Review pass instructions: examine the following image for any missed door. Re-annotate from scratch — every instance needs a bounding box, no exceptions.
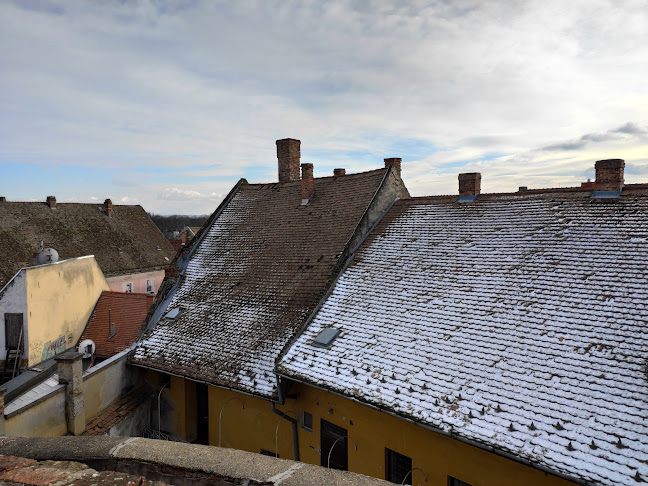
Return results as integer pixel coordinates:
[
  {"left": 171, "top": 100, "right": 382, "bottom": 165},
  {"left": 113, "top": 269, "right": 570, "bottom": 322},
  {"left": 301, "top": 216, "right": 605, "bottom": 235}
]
[
  {"left": 4, "top": 313, "right": 23, "bottom": 350},
  {"left": 196, "top": 383, "right": 209, "bottom": 445},
  {"left": 321, "top": 419, "right": 348, "bottom": 470}
]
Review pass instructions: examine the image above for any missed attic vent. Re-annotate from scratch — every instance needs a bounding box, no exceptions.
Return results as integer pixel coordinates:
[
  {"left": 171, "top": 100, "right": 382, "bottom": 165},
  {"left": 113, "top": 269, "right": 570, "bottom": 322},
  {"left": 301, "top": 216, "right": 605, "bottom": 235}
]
[
  {"left": 165, "top": 307, "right": 182, "bottom": 320},
  {"left": 312, "top": 327, "right": 340, "bottom": 348}
]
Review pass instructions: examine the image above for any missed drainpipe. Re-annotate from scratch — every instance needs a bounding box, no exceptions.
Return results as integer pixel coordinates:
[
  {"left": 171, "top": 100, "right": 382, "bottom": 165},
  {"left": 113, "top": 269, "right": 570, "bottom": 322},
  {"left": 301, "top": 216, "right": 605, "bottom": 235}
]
[{"left": 271, "top": 376, "right": 300, "bottom": 461}]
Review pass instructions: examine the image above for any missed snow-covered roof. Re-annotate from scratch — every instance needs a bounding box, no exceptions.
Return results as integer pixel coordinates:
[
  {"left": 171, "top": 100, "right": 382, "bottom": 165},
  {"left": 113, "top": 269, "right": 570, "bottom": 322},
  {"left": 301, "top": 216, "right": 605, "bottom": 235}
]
[
  {"left": 277, "top": 187, "right": 648, "bottom": 485},
  {"left": 131, "top": 169, "right": 391, "bottom": 399}
]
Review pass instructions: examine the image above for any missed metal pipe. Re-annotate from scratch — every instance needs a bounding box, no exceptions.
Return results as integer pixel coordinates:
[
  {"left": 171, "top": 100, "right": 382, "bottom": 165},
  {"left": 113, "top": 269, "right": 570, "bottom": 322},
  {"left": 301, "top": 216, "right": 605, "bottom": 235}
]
[
  {"left": 157, "top": 382, "right": 169, "bottom": 437},
  {"left": 327, "top": 435, "right": 357, "bottom": 469},
  {"left": 274, "top": 410, "right": 296, "bottom": 458},
  {"left": 219, "top": 396, "right": 244, "bottom": 447},
  {"left": 401, "top": 467, "right": 427, "bottom": 485},
  {"left": 271, "top": 402, "right": 300, "bottom": 461}
]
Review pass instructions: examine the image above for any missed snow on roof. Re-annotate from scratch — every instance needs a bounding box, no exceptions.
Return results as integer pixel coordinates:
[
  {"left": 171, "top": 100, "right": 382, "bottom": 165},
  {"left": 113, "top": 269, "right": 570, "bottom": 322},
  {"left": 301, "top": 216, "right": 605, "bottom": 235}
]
[
  {"left": 132, "top": 169, "right": 390, "bottom": 398},
  {"left": 277, "top": 188, "right": 648, "bottom": 485}
]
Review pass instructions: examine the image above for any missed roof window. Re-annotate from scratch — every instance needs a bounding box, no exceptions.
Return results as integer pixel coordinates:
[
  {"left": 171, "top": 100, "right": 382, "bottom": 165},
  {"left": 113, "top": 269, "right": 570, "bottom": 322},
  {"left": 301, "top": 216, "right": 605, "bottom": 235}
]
[
  {"left": 164, "top": 307, "right": 182, "bottom": 320},
  {"left": 312, "top": 327, "right": 340, "bottom": 348}
]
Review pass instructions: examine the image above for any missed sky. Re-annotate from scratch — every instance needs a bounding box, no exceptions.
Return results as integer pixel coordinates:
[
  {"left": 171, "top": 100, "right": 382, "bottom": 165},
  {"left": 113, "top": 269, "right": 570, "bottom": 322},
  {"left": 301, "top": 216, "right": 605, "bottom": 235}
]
[{"left": 1, "top": 0, "right": 647, "bottom": 215}]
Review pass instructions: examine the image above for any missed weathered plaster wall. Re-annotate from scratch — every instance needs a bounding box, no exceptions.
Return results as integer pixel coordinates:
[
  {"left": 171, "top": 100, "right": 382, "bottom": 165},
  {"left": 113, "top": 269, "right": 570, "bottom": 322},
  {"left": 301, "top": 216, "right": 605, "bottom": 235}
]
[
  {"left": 0, "top": 271, "right": 27, "bottom": 361},
  {"left": 106, "top": 269, "right": 165, "bottom": 295},
  {"left": 24, "top": 256, "right": 110, "bottom": 366},
  {"left": 83, "top": 350, "right": 133, "bottom": 423},
  {"left": 4, "top": 387, "right": 67, "bottom": 437}
]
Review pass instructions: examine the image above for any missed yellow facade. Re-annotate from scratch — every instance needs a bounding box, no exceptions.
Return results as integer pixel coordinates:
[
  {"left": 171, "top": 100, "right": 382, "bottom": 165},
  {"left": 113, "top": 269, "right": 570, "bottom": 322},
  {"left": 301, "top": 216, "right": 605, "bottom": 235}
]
[
  {"left": 25, "top": 256, "right": 110, "bottom": 365},
  {"left": 156, "top": 372, "right": 575, "bottom": 486}
]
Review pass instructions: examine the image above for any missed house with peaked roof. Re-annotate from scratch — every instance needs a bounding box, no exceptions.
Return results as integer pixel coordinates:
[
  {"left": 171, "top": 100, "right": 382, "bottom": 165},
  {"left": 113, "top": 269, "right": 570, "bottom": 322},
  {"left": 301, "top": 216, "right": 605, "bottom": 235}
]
[
  {"left": 276, "top": 159, "right": 648, "bottom": 486},
  {"left": 130, "top": 138, "right": 409, "bottom": 451},
  {"left": 79, "top": 291, "right": 154, "bottom": 360},
  {"left": 0, "top": 197, "right": 175, "bottom": 295},
  {"left": 0, "top": 256, "right": 110, "bottom": 381}
]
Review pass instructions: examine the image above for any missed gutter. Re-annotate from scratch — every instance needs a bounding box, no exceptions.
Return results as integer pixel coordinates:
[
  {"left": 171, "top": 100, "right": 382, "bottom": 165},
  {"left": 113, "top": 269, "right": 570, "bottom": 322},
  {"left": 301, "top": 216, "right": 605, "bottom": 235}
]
[
  {"left": 271, "top": 376, "right": 300, "bottom": 461},
  {"left": 276, "top": 372, "right": 595, "bottom": 486}
]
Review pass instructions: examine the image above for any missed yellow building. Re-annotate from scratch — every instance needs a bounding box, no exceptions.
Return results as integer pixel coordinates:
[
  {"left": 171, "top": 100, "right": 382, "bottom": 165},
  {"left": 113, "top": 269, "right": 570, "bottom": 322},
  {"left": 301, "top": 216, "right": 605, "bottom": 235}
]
[
  {"left": 133, "top": 156, "right": 648, "bottom": 486},
  {"left": 0, "top": 255, "right": 110, "bottom": 374}
]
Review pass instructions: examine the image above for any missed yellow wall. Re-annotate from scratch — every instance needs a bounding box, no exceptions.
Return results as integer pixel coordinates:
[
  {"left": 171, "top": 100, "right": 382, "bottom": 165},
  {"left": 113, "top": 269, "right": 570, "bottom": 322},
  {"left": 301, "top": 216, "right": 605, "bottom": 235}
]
[
  {"left": 4, "top": 388, "right": 67, "bottom": 437},
  {"left": 25, "top": 256, "right": 110, "bottom": 366},
  {"left": 83, "top": 351, "right": 130, "bottom": 422},
  {"left": 157, "top": 372, "right": 575, "bottom": 486}
]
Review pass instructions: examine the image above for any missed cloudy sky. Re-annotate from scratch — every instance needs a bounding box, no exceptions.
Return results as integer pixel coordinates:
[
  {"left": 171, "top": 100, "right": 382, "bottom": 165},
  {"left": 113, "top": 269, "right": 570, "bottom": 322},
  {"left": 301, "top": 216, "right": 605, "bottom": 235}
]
[{"left": 1, "top": 0, "right": 647, "bottom": 214}]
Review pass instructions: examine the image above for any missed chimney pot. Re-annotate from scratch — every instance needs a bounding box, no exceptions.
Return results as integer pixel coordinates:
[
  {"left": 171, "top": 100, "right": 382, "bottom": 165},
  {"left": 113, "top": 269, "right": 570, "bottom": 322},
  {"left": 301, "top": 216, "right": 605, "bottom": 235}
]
[
  {"left": 518, "top": 186, "right": 528, "bottom": 193},
  {"left": 46, "top": 196, "right": 57, "bottom": 209},
  {"left": 595, "top": 159, "right": 624, "bottom": 192},
  {"left": 384, "top": 158, "right": 402, "bottom": 178},
  {"left": 334, "top": 168, "right": 346, "bottom": 177},
  {"left": 301, "top": 163, "right": 314, "bottom": 204},
  {"left": 458, "top": 173, "right": 481, "bottom": 197},
  {"left": 103, "top": 198, "right": 114, "bottom": 217},
  {"left": 276, "top": 138, "right": 301, "bottom": 183}
]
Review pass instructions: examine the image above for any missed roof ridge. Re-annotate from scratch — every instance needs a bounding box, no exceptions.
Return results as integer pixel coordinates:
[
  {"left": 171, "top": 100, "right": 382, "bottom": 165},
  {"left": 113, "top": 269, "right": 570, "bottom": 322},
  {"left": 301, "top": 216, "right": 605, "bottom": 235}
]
[{"left": 244, "top": 167, "right": 388, "bottom": 188}]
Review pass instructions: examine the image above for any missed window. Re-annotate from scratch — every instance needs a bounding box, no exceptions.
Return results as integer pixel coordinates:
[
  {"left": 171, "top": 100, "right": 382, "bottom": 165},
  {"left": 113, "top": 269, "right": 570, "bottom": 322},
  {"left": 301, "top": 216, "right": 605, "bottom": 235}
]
[
  {"left": 320, "top": 419, "right": 348, "bottom": 470},
  {"left": 301, "top": 411, "right": 313, "bottom": 431},
  {"left": 108, "top": 323, "right": 116, "bottom": 339},
  {"left": 386, "top": 448, "right": 412, "bottom": 484},
  {"left": 146, "top": 279, "right": 154, "bottom": 293},
  {"left": 448, "top": 477, "right": 473, "bottom": 486},
  {"left": 123, "top": 282, "right": 132, "bottom": 293}
]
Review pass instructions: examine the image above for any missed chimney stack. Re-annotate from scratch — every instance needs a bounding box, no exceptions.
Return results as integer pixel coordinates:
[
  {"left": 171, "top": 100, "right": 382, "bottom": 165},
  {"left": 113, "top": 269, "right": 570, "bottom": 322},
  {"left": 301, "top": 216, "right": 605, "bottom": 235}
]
[
  {"left": 384, "top": 158, "right": 402, "bottom": 178},
  {"left": 334, "top": 168, "right": 346, "bottom": 177},
  {"left": 103, "top": 198, "right": 114, "bottom": 217},
  {"left": 0, "top": 197, "right": 6, "bottom": 202},
  {"left": 301, "top": 163, "right": 314, "bottom": 205},
  {"left": 276, "top": 138, "right": 301, "bottom": 183},
  {"left": 458, "top": 173, "right": 481, "bottom": 198},
  {"left": 595, "top": 159, "right": 624, "bottom": 192},
  {"left": 46, "top": 196, "right": 56, "bottom": 209}
]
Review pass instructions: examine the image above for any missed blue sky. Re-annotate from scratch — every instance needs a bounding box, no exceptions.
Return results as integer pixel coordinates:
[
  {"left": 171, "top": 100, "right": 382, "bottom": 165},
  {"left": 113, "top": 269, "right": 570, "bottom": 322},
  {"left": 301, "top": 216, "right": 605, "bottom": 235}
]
[{"left": 1, "top": 0, "right": 647, "bottom": 214}]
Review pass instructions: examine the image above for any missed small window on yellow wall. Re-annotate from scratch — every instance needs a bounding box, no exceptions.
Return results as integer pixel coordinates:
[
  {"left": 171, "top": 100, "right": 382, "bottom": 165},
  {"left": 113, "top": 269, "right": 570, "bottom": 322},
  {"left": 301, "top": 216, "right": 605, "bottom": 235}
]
[
  {"left": 386, "top": 448, "right": 412, "bottom": 484},
  {"left": 449, "top": 477, "right": 473, "bottom": 486},
  {"left": 123, "top": 282, "right": 132, "bottom": 293}
]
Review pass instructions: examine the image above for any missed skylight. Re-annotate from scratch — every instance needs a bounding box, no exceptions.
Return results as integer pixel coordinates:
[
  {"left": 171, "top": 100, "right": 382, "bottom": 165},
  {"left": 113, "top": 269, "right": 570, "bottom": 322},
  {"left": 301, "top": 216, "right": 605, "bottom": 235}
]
[{"left": 312, "top": 327, "right": 340, "bottom": 348}]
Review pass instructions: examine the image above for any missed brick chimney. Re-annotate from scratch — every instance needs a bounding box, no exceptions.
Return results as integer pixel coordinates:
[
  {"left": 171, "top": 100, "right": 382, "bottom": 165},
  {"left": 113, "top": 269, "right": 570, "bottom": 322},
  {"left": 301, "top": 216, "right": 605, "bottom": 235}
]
[
  {"left": 458, "top": 173, "right": 481, "bottom": 197},
  {"left": 301, "top": 163, "right": 314, "bottom": 205},
  {"left": 384, "top": 158, "right": 402, "bottom": 178},
  {"left": 46, "top": 196, "right": 56, "bottom": 209},
  {"left": 334, "top": 168, "right": 346, "bottom": 177},
  {"left": 103, "top": 198, "right": 114, "bottom": 217},
  {"left": 595, "top": 159, "right": 624, "bottom": 192},
  {"left": 276, "top": 138, "right": 301, "bottom": 183}
]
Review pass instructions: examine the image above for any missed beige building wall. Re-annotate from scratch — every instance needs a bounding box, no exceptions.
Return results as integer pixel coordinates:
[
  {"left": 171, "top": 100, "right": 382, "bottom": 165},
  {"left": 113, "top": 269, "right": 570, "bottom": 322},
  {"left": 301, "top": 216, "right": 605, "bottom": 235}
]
[
  {"left": 106, "top": 269, "right": 165, "bottom": 295},
  {"left": 25, "top": 256, "right": 110, "bottom": 366}
]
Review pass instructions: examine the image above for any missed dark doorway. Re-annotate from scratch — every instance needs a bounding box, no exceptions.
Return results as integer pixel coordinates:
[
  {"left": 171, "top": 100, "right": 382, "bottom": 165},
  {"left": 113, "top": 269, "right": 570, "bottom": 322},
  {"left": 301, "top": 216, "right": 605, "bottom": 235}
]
[
  {"left": 4, "top": 313, "right": 23, "bottom": 350},
  {"left": 196, "top": 383, "right": 209, "bottom": 445},
  {"left": 320, "top": 419, "right": 348, "bottom": 470}
]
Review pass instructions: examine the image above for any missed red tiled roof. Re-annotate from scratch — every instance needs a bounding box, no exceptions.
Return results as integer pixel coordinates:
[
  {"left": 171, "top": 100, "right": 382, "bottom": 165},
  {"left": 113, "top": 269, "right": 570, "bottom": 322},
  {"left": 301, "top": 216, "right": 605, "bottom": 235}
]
[
  {"left": 132, "top": 169, "right": 394, "bottom": 398},
  {"left": 0, "top": 202, "right": 175, "bottom": 288},
  {"left": 83, "top": 388, "right": 148, "bottom": 435},
  {"left": 80, "top": 291, "right": 154, "bottom": 357}
]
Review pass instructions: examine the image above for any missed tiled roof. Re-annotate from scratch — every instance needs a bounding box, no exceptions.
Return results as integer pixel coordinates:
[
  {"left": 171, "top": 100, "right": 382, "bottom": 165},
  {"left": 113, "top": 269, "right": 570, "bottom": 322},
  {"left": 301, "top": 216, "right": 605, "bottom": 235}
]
[
  {"left": 80, "top": 291, "right": 154, "bottom": 357},
  {"left": 132, "top": 169, "right": 390, "bottom": 398},
  {"left": 0, "top": 202, "right": 175, "bottom": 288},
  {"left": 83, "top": 388, "right": 148, "bottom": 435},
  {"left": 277, "top": 186, "right": 648, "bottom": 486}
]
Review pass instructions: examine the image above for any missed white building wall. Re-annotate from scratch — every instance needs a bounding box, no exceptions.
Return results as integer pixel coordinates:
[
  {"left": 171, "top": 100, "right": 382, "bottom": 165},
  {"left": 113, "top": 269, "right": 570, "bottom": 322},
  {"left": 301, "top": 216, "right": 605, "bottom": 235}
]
[{"left": 0, "top": 270, "right": 28, "bottom": 361}]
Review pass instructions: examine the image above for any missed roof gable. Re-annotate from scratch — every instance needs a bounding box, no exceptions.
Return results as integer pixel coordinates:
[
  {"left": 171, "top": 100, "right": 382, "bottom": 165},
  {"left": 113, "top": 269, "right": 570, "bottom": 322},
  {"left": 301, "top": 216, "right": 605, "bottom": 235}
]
[
  {"left": 0, "top": 202, "right": 175, "bottom": 287},
  {"left": 80, "top": 291, "right": 153, "bottom": 358},
  {"left": 278, "top": 189, "right": 648, "bottom": 485},
  {"left": 132, "top": 169, "right": 392, "bottom": 397}
]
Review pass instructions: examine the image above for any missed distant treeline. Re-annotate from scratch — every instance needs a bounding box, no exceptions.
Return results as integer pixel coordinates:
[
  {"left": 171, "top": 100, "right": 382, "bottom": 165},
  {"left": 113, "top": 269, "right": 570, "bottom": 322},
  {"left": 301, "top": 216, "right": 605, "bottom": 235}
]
[{"left": 148, "top": 213, "right": 209, "bottom": 238}]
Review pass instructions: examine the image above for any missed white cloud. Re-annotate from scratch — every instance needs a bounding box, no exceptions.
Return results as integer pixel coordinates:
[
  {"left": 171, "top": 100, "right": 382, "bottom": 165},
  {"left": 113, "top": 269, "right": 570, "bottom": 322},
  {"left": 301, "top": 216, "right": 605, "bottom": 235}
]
[{"left": 1, "top": 0, "right": 647, "bottom": 213}]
